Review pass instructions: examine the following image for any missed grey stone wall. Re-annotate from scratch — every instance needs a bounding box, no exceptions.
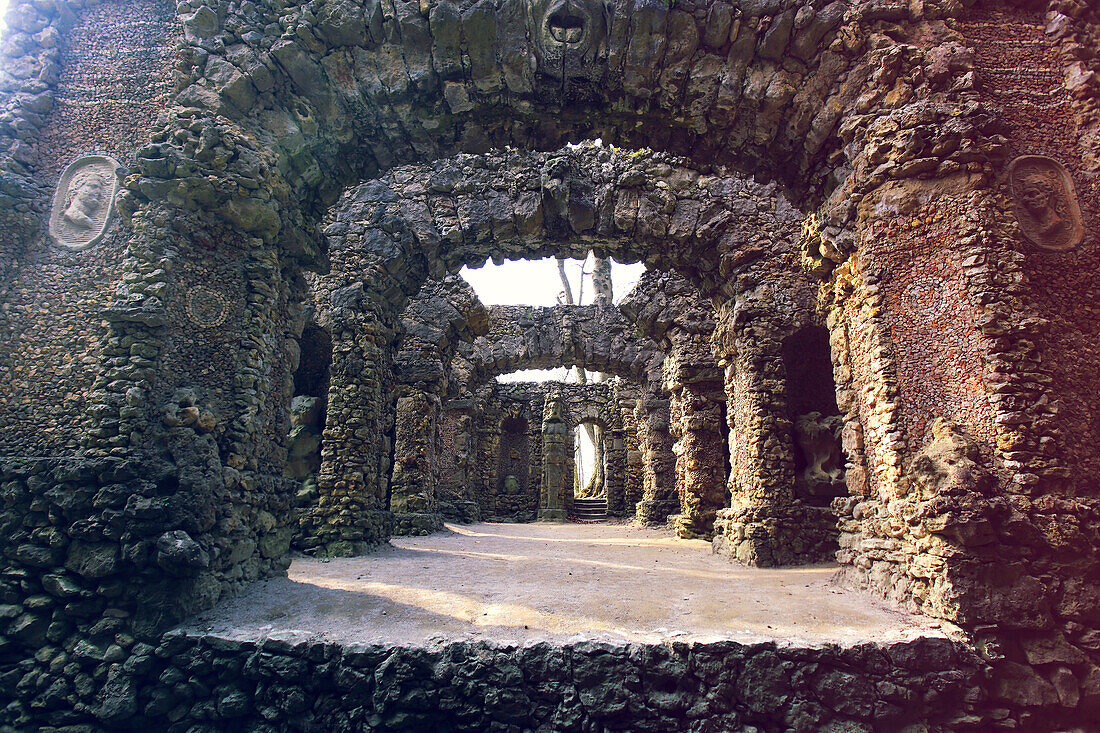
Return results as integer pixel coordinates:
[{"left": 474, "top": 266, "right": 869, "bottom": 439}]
[{"left": 63, "top": 630, "right": 988, "bottom": 732}]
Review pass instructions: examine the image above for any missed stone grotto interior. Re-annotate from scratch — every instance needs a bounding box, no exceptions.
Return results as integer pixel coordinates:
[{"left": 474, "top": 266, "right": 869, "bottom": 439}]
[{"left": 1, "top": 0, "right": 1099, "bottom": 729}]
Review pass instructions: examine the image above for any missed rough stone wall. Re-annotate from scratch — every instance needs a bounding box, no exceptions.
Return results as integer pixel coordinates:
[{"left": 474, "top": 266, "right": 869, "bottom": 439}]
[
  {"left": 450, "top": 302, "right": 664, "bottom": 396},
  {"left": 807, "top": 4, "right": 1100, "bottom": 724},
  {"left": 297, "top": 292, "right": 396, "bottom": 555},
  {"left": 93, "top": 631, "right": 986, "bottom": 733}
]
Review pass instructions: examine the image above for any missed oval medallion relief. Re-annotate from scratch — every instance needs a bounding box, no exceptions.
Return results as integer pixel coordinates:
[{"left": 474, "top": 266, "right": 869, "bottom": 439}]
[
  {"left": 1009, "top": 155, "right": 1085, "bottom": 252},
  {"left": 48, "top": 155, "right": 121, "bottom": 251}
]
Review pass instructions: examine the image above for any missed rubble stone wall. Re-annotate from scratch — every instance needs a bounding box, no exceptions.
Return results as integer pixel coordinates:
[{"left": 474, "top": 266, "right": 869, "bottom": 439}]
[
  {"left": 102, "top": 631, "right": 986, "bottom": 733},
  {"left": 0, "top": 0, "right": 177, "bottom": 454}
]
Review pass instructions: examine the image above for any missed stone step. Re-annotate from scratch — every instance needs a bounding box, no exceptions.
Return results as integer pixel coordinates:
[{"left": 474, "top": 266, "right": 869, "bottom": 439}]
[{"left": 572, "top": 497, "right": 608, "bottom": 521}]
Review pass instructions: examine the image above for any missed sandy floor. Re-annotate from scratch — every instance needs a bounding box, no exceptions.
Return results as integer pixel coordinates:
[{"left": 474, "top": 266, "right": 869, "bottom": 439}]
[{"left": 183, "top": 522, "right": 955, "bottom": 647}]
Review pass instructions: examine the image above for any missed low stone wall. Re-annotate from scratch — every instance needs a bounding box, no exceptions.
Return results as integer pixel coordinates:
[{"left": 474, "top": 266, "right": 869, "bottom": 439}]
[{"left": 90, "top": 631, "right": 984, "bottom": 733}]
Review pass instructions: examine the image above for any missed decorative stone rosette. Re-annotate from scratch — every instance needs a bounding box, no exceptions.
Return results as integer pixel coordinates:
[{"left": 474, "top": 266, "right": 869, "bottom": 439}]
[{"left": 186, "top": 286, "right": 229, "bottom": 328}]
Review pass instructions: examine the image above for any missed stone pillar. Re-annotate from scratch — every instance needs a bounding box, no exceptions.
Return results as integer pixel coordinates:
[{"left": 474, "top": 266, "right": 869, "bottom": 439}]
[
  {"left": 390, "top": 389, "right": 444, "bottom": 535},
  {"left": 603, "top": 426, "right": 627, "bottom": 515},
  {"left": 618, "top": 390, "right": 645, "bottom": 515},
  {"left": 712, "top": 320, "right": 836, "bottom": 566},
  {"left": 634, "top": 394, "right": 678, "bottom": 525},
  {"left": 299, "top": 299, "right": 394, "bottom": 556},
  {"left": 668, "top": 380, "right": 727, "bottom": 540},
  {"left": 538, "top": 391, "right": 569, "bottom": 521}
]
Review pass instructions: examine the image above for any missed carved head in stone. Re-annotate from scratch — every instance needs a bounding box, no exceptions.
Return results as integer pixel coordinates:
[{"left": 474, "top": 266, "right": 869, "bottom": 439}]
[
  {"left": 1009, "top": 155, "right": 1084, "bottom": 251},
  {"left": 1018, "top": 178, "right": 1055, "bottom": 219},
  {"left": 529, "top": 0, "right": 611, "bottom": 79},
  {"left": 49, "top": 155, "right": 120, "bottom": 250},
  {"left": 63, "top": 173, "right": 107, "bottom": 229}
]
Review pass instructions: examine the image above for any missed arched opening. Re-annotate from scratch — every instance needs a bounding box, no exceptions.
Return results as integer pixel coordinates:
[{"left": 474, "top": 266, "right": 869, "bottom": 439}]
[
  {"left": 287, "top": 324, "right": 331, "bottom": 511},
  {"left": 293, "top": 139, "right": 824, "bottom": 559},
  {"left": 572, "top": 417, "right": 611, "bottom": 522},
  {"left": 572, "top": 420, "right": 602, "bottom": 498},
  {"left": 782, "top": 325, "right": 846, "bottom": 520}
]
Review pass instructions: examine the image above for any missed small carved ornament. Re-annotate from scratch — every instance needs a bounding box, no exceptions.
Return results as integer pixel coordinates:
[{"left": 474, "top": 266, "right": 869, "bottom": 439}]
[
  {"left": 1009, "top": 155, "right": 1084, "bottom": 251},
  {"left": 186, "top": 286, "right": 229, "bottom": 328},
  {"left": 48, "top": 155, "right": 121, "bottom": 250}
]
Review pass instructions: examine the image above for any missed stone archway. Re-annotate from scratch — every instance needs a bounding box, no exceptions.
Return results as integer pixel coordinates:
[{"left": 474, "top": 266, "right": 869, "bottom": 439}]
[{"left": 296, "top": 143, "right": 818, "bottom": 553}]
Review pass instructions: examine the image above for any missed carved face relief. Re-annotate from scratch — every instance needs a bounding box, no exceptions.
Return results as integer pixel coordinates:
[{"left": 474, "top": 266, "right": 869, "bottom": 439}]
[
  {"left": 529, "top": 0, "right": 610, "bottom": 79},
  {"left": 49, "top": 155, "right": 120, "bottom": 250},
  {"left": 1009, "top": 156, "right": 1084, "bottom": 251}
]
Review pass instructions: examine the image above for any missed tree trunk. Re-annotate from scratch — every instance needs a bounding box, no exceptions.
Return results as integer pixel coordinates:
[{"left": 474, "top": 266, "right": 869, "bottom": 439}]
[
  {"left": 558, "top": 257, "right": 614, "bottom": 500},
  {"left": 585, "top": 257, "right": 614, "bottom": 497}
]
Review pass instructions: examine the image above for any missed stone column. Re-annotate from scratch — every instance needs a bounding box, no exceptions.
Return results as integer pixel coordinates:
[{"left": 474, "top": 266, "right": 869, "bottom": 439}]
[
  {"left": 618, "top": 389, "right": 645, "bottom": 515},
  {"left": 390, "top": 389, "right": 444, "bottom": 535},
  {"left": 668, "top": 380, "right": 727, "bottom": 540},
  {"left": 300, "top": 298, "right": 394, "bottom": 556},
  {"left": 634, "top": 394, "right": 678, "bottom": 525},
  {"left": 711, "top": 319, "right": 836, "bottom": 566},
  {"left": 603, "top": 426, "right": 627, "bottom": 515},
  {"left": 538, "top": 391, "right": 569, "bottom": 521}
]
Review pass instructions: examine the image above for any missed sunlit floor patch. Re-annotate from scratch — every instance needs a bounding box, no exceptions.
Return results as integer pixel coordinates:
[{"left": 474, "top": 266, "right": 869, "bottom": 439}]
[{"left": 183, "top": 522, "right": 957, "bottom": 647}]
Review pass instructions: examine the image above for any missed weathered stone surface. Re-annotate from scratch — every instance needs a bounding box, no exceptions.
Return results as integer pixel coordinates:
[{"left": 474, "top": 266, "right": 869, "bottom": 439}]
[
  {"left": 155, "top": 530, "right": 210, "bottom": 576},
  {"left": 1, "top": 0, "right": 1099, "bottom": 729}
]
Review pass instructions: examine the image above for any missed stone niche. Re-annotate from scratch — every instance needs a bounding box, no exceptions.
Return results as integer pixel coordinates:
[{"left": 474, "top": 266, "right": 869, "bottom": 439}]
[
  {"left": 497, "top": 413, "right": 531, "bottom": 503},
  {"left": 784, "top": 326, "right": 847, "bottom": 505}
]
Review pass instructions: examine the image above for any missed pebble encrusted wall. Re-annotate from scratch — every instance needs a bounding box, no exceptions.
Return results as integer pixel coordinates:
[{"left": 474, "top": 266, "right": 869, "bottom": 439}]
[{"left": 0, "top": 0, "right": 177, "bottom": 454}]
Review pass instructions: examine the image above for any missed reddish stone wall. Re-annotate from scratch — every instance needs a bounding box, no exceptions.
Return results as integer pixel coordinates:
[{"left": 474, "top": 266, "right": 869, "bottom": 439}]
[
  {"left": 864, "top": 200, "right": 996, "bottom": 463},
  {"left": 962, "top": 6, "right": 1100, "bottom": 496}
]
